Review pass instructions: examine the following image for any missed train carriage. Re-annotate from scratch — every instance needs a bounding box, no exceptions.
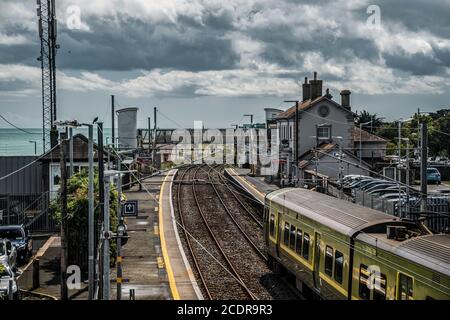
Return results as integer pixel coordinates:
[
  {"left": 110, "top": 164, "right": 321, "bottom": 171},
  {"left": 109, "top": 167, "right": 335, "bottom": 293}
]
[{"left": 264, "top": 188, "right": 450, "bottom": 300}]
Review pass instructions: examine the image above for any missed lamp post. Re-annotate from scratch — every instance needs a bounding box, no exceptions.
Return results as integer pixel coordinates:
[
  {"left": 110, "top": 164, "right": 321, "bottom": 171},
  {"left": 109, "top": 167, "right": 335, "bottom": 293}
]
[
  {"left": 29, "top": 141, "right": 37, "bottom": 155},
  {"left": 103, "top": 169, "right": 135, "bottom": 300},
  {"left": 243, "top": 114, "right": 254, "bottom": 126},
  {"left": 402, "top": 138, "right": 411, "bottom": 217},
  {"left": 56, "top": 119, "right": 97, "bottom": 299},
  {"left": 333, "top": 136, "right": 344, "bottom": 198},
  {"left": 359, "top": 121, "right": 372, "bottom": 168},
  {"left": 397, "top": 118, "right": 413, "bottom": 216}
]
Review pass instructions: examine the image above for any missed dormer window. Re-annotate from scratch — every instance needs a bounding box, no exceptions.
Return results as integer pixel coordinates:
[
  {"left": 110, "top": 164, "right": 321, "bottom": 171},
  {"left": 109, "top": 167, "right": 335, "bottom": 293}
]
[{"left": 317, "top": 126, "right": 331, "bottom": 140}]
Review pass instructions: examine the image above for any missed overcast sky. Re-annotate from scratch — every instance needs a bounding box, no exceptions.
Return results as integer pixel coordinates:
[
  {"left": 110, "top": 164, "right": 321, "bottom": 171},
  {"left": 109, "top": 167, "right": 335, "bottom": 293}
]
[{"left": 1, "top": 0, "right": 449, "bottom": 129}]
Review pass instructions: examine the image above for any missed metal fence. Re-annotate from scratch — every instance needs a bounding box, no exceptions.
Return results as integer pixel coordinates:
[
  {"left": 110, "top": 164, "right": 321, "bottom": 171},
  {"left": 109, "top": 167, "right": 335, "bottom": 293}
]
[
  {"left": 354, "top": 190, "right": 450, "bottom": 233},
  {"left": 0, "top": 191, "right": 59, "bottom": 234}
]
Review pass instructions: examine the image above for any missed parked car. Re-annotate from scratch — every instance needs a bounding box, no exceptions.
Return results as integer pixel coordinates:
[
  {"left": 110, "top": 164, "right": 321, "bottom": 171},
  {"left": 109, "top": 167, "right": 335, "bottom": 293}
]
[
  {"left": 365, "top": 182, "right": 398, "bottom": 194},
  {"left": 0, "top": 239, "right": 17, "bottom": 271},
  {"left": 0, "top": 263, "right": 19, "bottom": 300},
  {"left": 427, "top": 168, "right": 442, "bottom": 185},
  {"left": 0, "top": 225, "right": 32, "bottom": 263}
]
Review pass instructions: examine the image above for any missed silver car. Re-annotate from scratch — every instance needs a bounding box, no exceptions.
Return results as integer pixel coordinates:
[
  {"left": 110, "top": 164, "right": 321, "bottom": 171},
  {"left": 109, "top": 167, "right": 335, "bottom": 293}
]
[
  {"left": 0, "top": 239, "right": 17, "bottom": 271},
  {"left": 0, "top": 263, "right": 19, "bottom": 299}
]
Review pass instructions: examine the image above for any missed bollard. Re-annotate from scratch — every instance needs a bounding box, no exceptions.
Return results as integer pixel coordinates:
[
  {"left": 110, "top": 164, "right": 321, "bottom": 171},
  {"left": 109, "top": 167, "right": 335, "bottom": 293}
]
[
  {"left": 129, "top": 289, "right": 135, "bottom": 300},
  {"left": 33, "top": 258, "right": 40, "bottom": 289},
  {"left": 8, "top": 280, "right": 14, "bottom": 300}
]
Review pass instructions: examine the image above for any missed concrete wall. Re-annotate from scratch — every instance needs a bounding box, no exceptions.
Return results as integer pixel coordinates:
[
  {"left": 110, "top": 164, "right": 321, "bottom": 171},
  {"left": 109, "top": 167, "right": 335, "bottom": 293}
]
[
  {"left": 298, "top": 101, "right": 353, "bottom": 156},
  {"left": 356, "top": 141, "right": 387, "bottom": 159}
]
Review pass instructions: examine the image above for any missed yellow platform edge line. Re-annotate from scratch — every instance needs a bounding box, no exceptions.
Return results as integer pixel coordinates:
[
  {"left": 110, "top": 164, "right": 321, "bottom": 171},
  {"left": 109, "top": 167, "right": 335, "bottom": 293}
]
[
  {"left": 228, "top": 167, "right": 265, "bottom": 201},
  {"left": 158, "top": 172, "right": 181, "bottom": 300}
]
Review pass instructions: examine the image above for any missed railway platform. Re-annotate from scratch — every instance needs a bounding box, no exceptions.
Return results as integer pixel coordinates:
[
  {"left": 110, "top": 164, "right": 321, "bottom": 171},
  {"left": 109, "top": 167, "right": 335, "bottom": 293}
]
[
  {"left": 158, "top": 169, "right": 203, "bottom": 300},
  {"left": 109, "top": 174, "right": 172, "bottom": 300},
  {"left": 225, "top": 167, "right": 279, "bottom": 205}
]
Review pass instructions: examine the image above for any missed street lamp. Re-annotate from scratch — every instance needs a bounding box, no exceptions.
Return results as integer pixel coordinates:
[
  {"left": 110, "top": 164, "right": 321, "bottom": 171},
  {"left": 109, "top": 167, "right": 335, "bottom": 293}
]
[
  {"left": 56, "top": 119, "right": 97, "bottom": 299},
  {"left": 359, "top": 121, "right": 372, "bottom": 167},
  {"left": 102, "top": 169, "right": 135, "bottom": 301},
  {"left": 243, "top": 114, "right": 254, "bottom": 126},
  {"left": 29, "top": 141, "right": 37, "bottom": 155},
  {"left": 401, "top": 137, "right": 411, "bottom": 216}
]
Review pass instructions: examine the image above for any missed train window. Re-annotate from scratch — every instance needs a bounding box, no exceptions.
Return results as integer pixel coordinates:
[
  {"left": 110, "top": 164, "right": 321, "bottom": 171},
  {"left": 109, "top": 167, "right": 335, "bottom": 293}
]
[
  {"left": 373, "top": 273, "right": 387, "bottom": 300},
  {"left": 269, "top": 214, "right": 275, "bottom": 237},
  {"left": 283, "top": 222, "right": 290, "bottom": 246},
  {"left": 295, "top": 229, "right": 302, "bottom": 255},
  {"left": 325, "top": 246, "right": 333, "bottom": 277},
  {"left": 399, "top": 273, "right": 414, "bottom": 300},
  {"left": 334, "top": 251, "right": 344, "bottom": 284},
  {"left": 289, "top": 225, "right": 296, "bottom": 249},
  {"left": 302, "top": 233, "right": 310, "bottom": 260},
  {"left": 359, "top": 264, "right": 371, "bottom": 300}
]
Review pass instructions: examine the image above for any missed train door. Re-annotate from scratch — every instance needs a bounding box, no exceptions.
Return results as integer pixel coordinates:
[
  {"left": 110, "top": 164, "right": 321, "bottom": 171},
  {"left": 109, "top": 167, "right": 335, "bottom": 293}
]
[{"left": 313, "top": 232, "right": 321, "bottom": 291}]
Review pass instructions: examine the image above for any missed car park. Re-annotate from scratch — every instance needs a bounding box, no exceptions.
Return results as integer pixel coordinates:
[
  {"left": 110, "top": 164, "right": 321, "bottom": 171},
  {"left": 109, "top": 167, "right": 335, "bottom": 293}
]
[
  {"left": 0, "top": 239, "right": 17, "bottom": 271},
  {"left": 365, "top": 182, "right": 398, "bottom": 194},
  {"left": 0, "top": 225, "right": 32, "bottom": 263}
]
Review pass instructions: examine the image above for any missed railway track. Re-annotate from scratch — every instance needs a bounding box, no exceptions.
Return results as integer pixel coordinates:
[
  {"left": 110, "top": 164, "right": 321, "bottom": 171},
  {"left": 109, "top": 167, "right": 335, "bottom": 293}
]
[
  {"left": 176, "top": 165, "right": 256, "bottom": 300},
  {"left": 174, "top": 164, "right": 301, "bottom": 300}
]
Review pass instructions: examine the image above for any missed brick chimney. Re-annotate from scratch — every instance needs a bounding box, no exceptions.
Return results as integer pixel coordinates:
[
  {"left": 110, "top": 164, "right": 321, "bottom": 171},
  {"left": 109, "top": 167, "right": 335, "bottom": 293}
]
[
  {"left": 340, "top": 90, "right": 351, "bottom": 110},
  {"left": 302, "top": 77, "right": 311, "bottom": 102},
  {"left": 309, "top": 72, "right": 323, "bottom": 100}
]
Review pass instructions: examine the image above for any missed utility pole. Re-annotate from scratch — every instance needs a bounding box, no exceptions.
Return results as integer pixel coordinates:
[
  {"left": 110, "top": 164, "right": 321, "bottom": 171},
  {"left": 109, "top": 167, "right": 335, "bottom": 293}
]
[
  {"left": 420, "top": 122, "right": 428, "bottom": 218},
  {"left": 69, "top": 127, "right": 74, "bottom": 177},
  {"left": 152, "top": 108, "right": 157, "bottom": 172},
  {"left": 284, "top": 101, "right": 300, "bottom": 185},
  {"left": 86, "top": 124, "right": 94, "bottom": 300},
  {"left": 148, "top": 117, "right": 151, "bottom": 154},
  {"left": 97, "top": 122, "right": 104, "bottom": 299},
  {"left": 59, "top": 133, "right": 68, "bottom": 300},
  {"left": 116, "top": 162, "right": 122, "bottom": 300},
  {"left": 405, "top": 138, "right": 410, "bottom": 217},
  {"left": 103, "top": 175, "right": 111, "bottom": 300},
  {"left": 111, "top": 95, "right": 115, "bottom": 149}
]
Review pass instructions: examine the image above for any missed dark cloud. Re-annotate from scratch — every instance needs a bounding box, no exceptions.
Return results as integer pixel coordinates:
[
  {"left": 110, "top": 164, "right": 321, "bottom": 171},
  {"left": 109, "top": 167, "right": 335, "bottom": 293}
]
[
  {"left": 384, "top": 52, "right": 446, "bottom": 76},
  {"left": 374, "top": 0, "right": 450, "bottom": 39}
]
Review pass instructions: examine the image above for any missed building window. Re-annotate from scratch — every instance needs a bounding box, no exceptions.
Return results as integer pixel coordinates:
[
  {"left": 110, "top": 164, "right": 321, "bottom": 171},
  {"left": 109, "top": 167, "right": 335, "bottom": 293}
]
[
  {"left": 317, "top": 126, "right": 331, "bottom": 140},
  {"left": 289, "top": 225, "right": 296, "bottom": 249},
  {"left": 325, "top": 246, "right": 333, "bottom": 277},
  {"left": 302, "top": 233, "right": 310, "bottom": 260},
  {"left": 295, "top": 229, "right": 302, "bottom": 255},
  {"left": 334, "top": 251, "right": 344, "bottom": 284},
  {"left": 289, "top": 124, "right": 293, "bottom": 140},
  {"left": 283, "top": 222, "right": 290, "bottom": 246}
]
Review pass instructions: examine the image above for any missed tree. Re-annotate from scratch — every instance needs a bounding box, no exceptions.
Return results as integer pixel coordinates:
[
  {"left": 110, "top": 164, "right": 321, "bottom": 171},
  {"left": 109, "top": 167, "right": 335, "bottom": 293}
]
[
  {"left": 355, "top": 110, "right": 384, "bottom": 129},
  {"left": 51, "top": 170, "right": 118, "bottom": 271}
]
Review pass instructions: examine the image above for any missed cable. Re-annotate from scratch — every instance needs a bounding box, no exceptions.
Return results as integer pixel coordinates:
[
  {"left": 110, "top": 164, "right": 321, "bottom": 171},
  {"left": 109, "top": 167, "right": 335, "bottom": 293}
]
[{"left": 0, "top": 115, "right": 40, "bottom": 135}]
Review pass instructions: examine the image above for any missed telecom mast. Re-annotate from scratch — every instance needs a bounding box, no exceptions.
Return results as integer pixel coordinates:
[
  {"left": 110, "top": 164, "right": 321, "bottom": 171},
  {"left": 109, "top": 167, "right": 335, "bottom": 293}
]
[{"left": 37, "top": 0, "right": 59, "bottom": 152}]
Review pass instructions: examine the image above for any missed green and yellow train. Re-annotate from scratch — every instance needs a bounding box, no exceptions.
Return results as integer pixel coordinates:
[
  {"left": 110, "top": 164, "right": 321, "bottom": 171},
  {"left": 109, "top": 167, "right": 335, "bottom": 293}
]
[{"left": 263, "top": 188, "right": 450, "bottom": 300}]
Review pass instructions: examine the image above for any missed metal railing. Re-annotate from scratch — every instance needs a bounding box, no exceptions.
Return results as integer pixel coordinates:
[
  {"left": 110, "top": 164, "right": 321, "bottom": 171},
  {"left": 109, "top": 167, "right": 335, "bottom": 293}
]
[
  {"left": 354, "top": 190, "right": 450, "bottom": 233},
  {"left": 0, "top": 192, "right": 59, "bottom": 233}
]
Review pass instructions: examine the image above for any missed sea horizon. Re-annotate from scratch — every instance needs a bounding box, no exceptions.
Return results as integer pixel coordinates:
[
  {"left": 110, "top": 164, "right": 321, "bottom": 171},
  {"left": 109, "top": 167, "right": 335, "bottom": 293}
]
[{"left": 0, "top": 127, "right": 113, "bottom": 156}]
